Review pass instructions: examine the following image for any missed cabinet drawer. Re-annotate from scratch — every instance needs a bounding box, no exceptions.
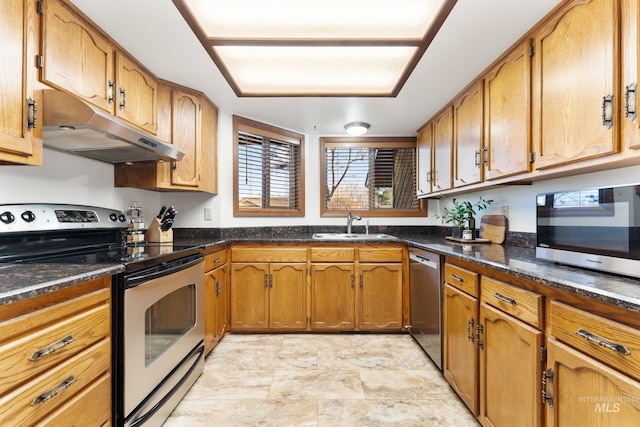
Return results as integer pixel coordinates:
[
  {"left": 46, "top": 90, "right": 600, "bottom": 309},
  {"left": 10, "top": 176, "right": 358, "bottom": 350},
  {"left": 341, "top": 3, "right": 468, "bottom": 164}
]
[
  {"left": 0, "top": 289, "right": 110, "bottom": 396},
  {"left": 204, "top": 248, "right": 227, "bottom": 271},
  {"left": 358, "top": 247, "right": 403, "bottom": 262},
  {"left": 444, "top": 263, "right": 478, "bottom": 297},
  {"left": 232, "top": 247, "right": 307, "bottom": 262},
  {"left": 0, "top": 339, "right": 110, "bottom": 427},
  {"left": 551, "top": 301, "right": 640, "bottom": 381},
  {"left": 481, "top": 276, "right": 543, "bottom": 329},
  {"left": 310, "top": 247, "right": 355, "bottom": 262},
  {"left": 35, "top": 373, "right": 111, "bottom": 427}
]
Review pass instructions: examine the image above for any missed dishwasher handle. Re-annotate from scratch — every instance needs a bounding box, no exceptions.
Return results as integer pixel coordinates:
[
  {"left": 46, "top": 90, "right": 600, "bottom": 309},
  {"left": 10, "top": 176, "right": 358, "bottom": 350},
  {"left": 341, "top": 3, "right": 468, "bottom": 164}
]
[{"left": 410, "top": 253, "right": 439, "bottom": 270}]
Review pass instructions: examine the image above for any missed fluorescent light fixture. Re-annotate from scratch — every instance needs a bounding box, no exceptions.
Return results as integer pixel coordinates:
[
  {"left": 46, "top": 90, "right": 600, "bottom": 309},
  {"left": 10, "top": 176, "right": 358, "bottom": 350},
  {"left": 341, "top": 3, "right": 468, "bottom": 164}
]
[
  {"left": 173, "top": 0, "right": 457, "bottom": 96},
  {"left": 345, "top": 122, "right": 371, "bottom": 136}
]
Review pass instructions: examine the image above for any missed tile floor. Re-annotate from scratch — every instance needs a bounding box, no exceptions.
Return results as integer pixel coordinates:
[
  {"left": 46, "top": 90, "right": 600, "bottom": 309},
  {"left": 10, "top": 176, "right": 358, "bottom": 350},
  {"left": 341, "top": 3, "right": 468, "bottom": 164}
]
[{"left": 164, "top": 333, "right": 480, "bottom": 426}]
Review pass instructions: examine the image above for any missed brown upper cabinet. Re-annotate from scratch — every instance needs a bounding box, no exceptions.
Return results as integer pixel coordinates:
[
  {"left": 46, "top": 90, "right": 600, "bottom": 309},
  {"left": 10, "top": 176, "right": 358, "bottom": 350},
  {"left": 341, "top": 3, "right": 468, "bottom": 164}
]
[
  {"left": 622, "top": 0, "right": 640, "bottom": 150},
  {"left": 531, "top": 0, "right": 618, "bottom": 169},
  {"left": 0, "top": 0, "right": 42, "bottom": 165},
  {"left": 114, "top": 82, "right": 218, "bottom": 193},
  {"left": 453, "top": 80, "right": 484, "bottom": 187},
  {"left": 40, "top": 0, "right": 157, "bottom": 134},
  {"left": 483, "top": 41, "right": 533, "bottom": 180},
  {"left": 416, "top": 123, "right": 433, "bottom": 197},
  {"left": 432, "top": 106, "right": 454, "bottom": 192}
]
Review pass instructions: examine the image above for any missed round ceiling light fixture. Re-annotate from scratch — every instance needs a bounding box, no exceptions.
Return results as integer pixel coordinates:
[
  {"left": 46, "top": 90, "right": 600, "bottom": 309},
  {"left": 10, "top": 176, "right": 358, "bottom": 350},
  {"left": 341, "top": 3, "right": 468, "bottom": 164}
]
[{"left": 344, "top": 122, "right": 370, "bottom": 136}]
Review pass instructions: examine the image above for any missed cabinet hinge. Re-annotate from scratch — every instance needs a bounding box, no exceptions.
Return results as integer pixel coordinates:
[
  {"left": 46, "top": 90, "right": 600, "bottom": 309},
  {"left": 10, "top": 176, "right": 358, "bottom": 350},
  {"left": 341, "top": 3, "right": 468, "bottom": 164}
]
[
  {"left": 529, "top": 152, "right": 536, "bottom": 163},
  {"left": 529, "top": 45, "right": 536, "bottom": 57},
  {"left": 37, "top": 1, "right": 44, "bottom": 15},
  {"left": 36, "top": 55, "right": 44, "bottom": 69},
  {"left": 540, "top": 346, "right": 547, "bottom": 362}
]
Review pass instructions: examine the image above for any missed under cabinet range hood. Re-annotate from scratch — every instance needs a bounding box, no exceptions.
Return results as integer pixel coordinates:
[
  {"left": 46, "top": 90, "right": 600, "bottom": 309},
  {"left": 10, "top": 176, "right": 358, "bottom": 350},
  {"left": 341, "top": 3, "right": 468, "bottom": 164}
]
[{"left": 41, "top": 90, "right": 184, "bottom": 164}]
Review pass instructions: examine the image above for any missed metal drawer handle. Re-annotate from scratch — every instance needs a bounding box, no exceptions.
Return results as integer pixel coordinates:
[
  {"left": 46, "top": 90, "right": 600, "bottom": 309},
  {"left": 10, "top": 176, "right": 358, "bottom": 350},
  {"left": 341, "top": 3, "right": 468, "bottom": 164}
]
[
  {"left": 450, "top": 274, "right": 465, "bottom": 283},
  {"left": 29, "top": 335, "right": 76, "bottom": 361},
  {"left": 625, "top": 83, "right": 637, "bottom": 120},
  {"left": 466, "top": 318, "right": 475, "bottom": 341},
  {"left": 493, "top": 292, "right": 518, "bottom": 306},
  {"left": 575, "top": 328, "right": 631, "bottom": 356},
  {"left": 213, "top": 257, "right": 222, "bottom": 263},
  {"left": 31, "top": 376, "right": 76, "bottom": 406},
  {"left": 601, "top": 94, "right": 613, "bottom": 129}
]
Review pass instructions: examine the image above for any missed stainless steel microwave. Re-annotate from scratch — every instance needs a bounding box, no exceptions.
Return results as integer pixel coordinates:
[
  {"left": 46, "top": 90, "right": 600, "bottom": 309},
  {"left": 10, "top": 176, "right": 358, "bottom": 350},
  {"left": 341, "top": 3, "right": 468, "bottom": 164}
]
[{"left": 536, "top": 183, "right": 640, "bottom": 278}]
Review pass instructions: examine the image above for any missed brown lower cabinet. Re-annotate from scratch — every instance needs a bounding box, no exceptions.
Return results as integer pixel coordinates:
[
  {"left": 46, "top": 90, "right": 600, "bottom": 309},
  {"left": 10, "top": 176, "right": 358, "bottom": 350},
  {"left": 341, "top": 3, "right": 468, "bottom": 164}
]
[{"left": 204, "top": 248, "right": 229, "bottom": 355}]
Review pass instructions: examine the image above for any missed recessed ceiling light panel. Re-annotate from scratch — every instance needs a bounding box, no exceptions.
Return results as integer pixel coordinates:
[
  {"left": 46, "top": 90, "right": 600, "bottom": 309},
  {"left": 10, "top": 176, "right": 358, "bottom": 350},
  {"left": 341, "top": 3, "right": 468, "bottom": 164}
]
[{"left": 173, "top": 0, "right": 457, "bottom": 96}]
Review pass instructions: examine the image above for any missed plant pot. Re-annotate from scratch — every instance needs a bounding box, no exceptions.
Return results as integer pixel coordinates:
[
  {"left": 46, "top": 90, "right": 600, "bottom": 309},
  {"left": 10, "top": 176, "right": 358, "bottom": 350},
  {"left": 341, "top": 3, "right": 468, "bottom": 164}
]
[{"left": 451, "top": 226, "right": 463, "bottom": 239}]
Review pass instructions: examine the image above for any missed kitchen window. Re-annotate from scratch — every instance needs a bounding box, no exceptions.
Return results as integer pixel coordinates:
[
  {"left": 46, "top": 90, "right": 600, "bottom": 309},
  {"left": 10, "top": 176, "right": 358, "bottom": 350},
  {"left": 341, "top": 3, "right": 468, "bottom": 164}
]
[
  {"left": 320, "top": 137, "right": 426, "bottom": 217},
  {"left": 233, "top": 116, "right": 305, "bottom": 216}
]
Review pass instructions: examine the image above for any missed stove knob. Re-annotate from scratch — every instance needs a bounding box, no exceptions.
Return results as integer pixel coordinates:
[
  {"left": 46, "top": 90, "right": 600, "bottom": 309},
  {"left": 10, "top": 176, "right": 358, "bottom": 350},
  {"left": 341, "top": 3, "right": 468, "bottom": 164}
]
[
  {"left": 0, "top": 211, "right": 15, "bottom": 224},
  {"left": 109, "top": 213, "right": 118, "bottom": 222},
  {"left": 21, "top": 210, "right": 36, "bottom": 222},
  {"left": 118, "top": 214, "right": 126, "bottom": 222}
]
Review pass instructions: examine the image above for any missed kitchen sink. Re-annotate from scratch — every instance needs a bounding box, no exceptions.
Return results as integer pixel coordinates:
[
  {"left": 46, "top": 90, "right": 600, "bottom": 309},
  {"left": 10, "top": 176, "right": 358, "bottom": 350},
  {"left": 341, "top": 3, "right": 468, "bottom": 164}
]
[{"left": 311, "top": 233, "right": 398, "bottom": 241}]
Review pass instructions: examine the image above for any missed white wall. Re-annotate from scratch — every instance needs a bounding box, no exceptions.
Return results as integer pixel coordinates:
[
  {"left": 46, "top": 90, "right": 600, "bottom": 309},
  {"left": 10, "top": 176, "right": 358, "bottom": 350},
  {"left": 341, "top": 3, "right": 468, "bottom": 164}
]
[{"left": 2, "top": 113, "right": 639, "bottom": 233}]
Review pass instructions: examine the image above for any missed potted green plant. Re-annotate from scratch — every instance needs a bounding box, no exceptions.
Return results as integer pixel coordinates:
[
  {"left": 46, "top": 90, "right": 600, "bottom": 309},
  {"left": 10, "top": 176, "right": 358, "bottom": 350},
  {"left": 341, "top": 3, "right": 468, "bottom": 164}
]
[{"left": 436, "top": 196, "right": 493, "bottom": 239}]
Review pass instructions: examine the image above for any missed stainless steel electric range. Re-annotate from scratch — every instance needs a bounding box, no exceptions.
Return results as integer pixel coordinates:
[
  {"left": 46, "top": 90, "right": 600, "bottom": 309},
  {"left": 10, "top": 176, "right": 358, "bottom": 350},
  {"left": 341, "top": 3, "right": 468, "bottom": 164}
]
[{"left": 0, "top": 203, "right": 205, "bottom": 427}]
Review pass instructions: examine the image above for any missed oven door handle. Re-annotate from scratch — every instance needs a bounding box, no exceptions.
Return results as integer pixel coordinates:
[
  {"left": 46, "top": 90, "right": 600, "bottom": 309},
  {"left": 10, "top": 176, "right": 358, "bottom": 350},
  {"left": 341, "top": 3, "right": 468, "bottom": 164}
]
[
  {"left": 125, "top": 254, "right": 203, "bottom": 287},
  {"left": 128, "top": 344, "right": 205, "bottom": 427}
]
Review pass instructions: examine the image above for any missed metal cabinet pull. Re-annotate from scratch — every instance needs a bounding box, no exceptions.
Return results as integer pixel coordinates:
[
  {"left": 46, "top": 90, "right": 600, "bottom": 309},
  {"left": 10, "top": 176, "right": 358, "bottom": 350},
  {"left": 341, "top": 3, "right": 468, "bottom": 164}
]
[
  {"left": 26, "top": 97, "right": 37, "bottom": 130},
  {"left": 467, "top": 318, "right": 475, "bottom": 341},
  {"left": 476, "top": 324, "right": 484, "bottom": 350},
  {"left": 492, "top": 292, "right": 518, "bottom": 306},
  {"left": 625, "top": 83, "right": 637, "bottom": 120},
  {"left": 29, "top": 335, "right": 75, "bottom": 361},
  {"left": 351, "top": 274, "right": 355, "bottom": 289},
  {"left": 601, "top": 94, "right": 613, "bottom": 128},
  {"left": 31, "top": 376, "right": 76, "bottom": 406},
  {"left": 269, "top": 274, "right": 273, "bottom": 288},
  {"left": 213, "top": 257, "right": 222, "bottom": 263},
  {"left": 474, "top": 150, "right": 480, "bottom": 167},
  {"left": 107, "top": 80, "right": 115, "bottom": 104},
  {"left": 541, "top": 369, "right": 554, "bottom": 407},
  {"left": 482, "top": 147, "right": 488, "bottom": 167},
  {"left": 264, "top": 274, "right": 268, "bottom": 288},
  {"left": 450, "top": 274, "right": 465, "bottom": 283},
  {"left": 119, "top": 88, "right": 126, "bottom": 109},
  {"left": 215, "top": 280, "right": 222, "bottom": 297},
  {"left": 575, "top": 328, "right": 631, "bottom": 356}
]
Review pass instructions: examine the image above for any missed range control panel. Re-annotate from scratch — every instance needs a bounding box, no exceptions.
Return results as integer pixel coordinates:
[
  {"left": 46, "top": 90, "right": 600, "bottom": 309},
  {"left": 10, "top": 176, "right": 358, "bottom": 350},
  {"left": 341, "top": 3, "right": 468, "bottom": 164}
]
[{"left": 0, "top": 204, "right": 127, "bottom": 233}]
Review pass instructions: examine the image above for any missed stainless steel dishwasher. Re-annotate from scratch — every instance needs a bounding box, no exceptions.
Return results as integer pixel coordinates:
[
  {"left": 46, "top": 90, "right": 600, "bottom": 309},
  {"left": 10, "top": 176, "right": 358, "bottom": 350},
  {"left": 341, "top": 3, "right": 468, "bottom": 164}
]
[{"left": 408, "top": 247, "right": 443, "bottom": 369}]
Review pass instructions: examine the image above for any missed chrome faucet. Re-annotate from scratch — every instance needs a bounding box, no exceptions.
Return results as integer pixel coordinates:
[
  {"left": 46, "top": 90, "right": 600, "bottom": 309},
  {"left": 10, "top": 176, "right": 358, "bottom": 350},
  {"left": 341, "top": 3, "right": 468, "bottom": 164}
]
[{"left": 346, "top": 212, "right": 362, "bottom": 234}]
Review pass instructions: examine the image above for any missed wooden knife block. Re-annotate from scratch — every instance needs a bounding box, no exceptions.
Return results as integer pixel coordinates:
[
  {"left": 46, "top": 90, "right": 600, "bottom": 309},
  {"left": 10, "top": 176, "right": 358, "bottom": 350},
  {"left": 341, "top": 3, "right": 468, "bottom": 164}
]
[{"left": 145, "top": 217, "right": 173, "bottom": 243}]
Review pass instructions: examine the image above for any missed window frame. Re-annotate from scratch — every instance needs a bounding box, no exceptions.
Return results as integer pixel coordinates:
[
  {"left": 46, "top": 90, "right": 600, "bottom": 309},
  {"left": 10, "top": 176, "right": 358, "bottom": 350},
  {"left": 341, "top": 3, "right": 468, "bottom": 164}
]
[
  {"left": 320, "top": 137, "right": 426, "bottom": 217},
  {"left": 233, "top": 115, "right": 305, "bottom": 217}
]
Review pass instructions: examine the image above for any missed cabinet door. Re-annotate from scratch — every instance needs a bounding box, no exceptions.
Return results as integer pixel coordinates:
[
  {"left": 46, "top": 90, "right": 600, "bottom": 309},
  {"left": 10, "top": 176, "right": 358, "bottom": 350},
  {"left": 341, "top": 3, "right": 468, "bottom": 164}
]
[
  {"left": 479, "top": 303, "right": 543, "bottom": 427},
  {"left": 171, "top": 90, "right": 201, "bottom": 187},
  {"left": 0, "top": 0, "right": 41, "bottom": 164},
  {"left": 359, "top": 263, "right": 403, "bottom": 330},
  {"left": 484, "top": 41, "right": 532, "bottom": 180},
  {"left": 230, "top": 263, "right": 269, "bottom": 330},
  {"left": 416, "top": 124, "right": 433, "bottom": 196},
  {"left": 40, "top": 0, "right": 114, "bottom": 112},
  {"left": 443, "top": 284, "right": 479, "bottom": 415},
  {"left": 115, "top": 52, "right": 157, "bottom": 134},
  {"left": 453, "top": 81, "right": 483, "bottom": 187},
  {"left": 532, "top": 0, "right": 618, "bottom": 169},
  {"left": 199, "top": 96, "right": 219, "bottom": 194},
  {"left": 621, "top": 0, "right": 640, "bottom": 150},
  {"left": 214, "top": 265, "right": 229, "bottom": 339},
  {"left": 545, "top": 338, "right": 640, "bottom": 427},
  {"left": 310, "top": 264, "right": 355, "bottom": 330},
  {"left": 269, "top": 263, "right": 307, "bottom": 330},
  {"left": 432, "top": 107, "right": 453, "bottom": 192}
]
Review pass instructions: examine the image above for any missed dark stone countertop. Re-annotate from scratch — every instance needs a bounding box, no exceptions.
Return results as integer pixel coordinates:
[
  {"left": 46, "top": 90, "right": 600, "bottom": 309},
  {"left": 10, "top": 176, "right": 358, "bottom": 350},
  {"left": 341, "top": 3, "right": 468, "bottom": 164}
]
[
  {"left": 402, "top": 236, "right": 640, "bottom": 314},
  {"left": 0, "top": 263, "right": 123, "bottom": 307},
  {"left": 1, "top": 229, "right": 639, "bottom": 314}
]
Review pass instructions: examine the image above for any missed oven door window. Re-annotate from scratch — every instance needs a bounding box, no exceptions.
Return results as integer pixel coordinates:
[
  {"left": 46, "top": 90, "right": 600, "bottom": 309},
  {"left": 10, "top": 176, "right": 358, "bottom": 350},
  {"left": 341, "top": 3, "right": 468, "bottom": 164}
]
[{"left": 145, "top": 284, "right": 196, "bottom": 366}]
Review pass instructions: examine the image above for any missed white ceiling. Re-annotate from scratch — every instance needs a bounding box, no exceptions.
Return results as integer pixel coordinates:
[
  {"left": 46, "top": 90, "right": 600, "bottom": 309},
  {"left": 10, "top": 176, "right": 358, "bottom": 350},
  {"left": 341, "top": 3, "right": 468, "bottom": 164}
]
[{"left": 69, "top": 0, "right": 560, "bottom": 137}]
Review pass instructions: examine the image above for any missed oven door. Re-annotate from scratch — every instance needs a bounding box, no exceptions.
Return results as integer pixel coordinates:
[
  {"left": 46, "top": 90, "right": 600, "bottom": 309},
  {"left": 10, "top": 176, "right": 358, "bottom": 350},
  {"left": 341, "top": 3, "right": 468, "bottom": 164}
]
[{"left": 122, "top": 255, "right": 204, "bottom": 424}]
